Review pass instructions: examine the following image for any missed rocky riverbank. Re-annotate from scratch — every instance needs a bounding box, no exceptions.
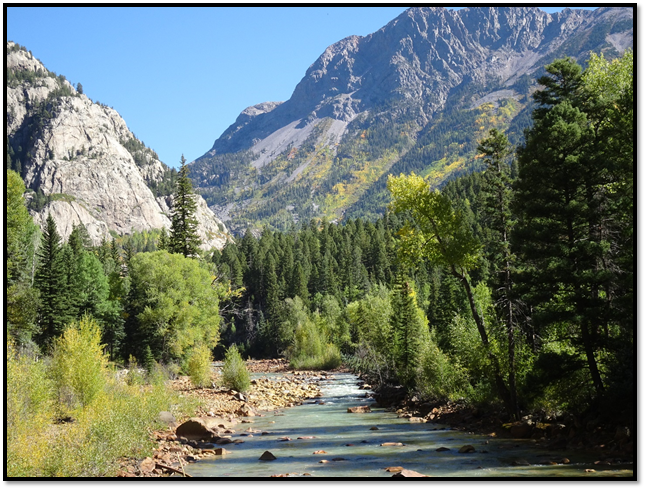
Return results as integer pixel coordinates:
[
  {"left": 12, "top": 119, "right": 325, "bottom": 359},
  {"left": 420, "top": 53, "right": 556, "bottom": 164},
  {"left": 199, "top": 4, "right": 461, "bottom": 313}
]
[
  {"left": 371, "top": 384, "right": 634, "bottom": 468},
  {"left": 117, "top": 360, "right": 331, "bottom": 477}
]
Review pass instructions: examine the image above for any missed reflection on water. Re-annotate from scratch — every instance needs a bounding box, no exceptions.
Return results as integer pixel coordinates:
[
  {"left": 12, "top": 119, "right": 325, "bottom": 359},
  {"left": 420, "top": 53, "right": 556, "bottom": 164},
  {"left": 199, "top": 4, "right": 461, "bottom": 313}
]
[{"left": 188, "top": 374, "right": 633, "bottom": 478}]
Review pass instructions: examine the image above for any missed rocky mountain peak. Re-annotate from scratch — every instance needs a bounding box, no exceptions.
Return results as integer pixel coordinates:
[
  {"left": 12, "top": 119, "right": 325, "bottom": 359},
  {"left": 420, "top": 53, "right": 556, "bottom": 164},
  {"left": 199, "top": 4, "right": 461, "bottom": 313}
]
[{"left": 190, "top": 6, "right": 632, "bottom": 233}]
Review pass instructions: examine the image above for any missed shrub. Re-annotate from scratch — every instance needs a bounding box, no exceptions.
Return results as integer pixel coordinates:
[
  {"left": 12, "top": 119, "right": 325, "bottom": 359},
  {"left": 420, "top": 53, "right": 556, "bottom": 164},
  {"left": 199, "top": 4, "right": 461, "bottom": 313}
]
[
  {"left": 416, "top": 334, "right": 470, "bottom": 402},
  {"left": 50, "top": 315, "right": 108, "bottom": 415},
  {"left": 221, "top": 344, "right": 250, "bottom": 392},
  {"left": 6, "top": 341, "right": 55, "bottom": 477},
  {"left": 187, "top": 344, "right": 213, "bottom": 388}
]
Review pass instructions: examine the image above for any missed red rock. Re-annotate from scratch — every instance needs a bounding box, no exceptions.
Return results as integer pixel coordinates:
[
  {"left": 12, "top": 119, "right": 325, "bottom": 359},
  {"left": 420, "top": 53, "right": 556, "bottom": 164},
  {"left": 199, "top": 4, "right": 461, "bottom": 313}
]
[
  {"left": 175, "top": 418, "right": 217, "bottom": 441},
  {"left": 381, "top": 442, "right": 404, "bottom": 446},
  {"left": 392, "top": 469, "right": 428, "bottom": 478},
  {"left": 313, "top": 450, "right": 326, "bottom": 454}
]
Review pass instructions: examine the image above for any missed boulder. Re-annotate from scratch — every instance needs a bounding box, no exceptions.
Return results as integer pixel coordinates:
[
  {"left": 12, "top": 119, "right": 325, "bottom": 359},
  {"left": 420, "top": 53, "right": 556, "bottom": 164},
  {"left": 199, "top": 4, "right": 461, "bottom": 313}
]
[
  {"left": 385, "top": 466, "right": 405, "bottom": 473},
  {"left": 392, "top": 469, "right": 428, "bottom": 477},
  {"left": 259, "top": 451, "right": 277, "bottom": 461},
  {"left": 458, "top": 445, "right": 476, "bottom": 453},
  {"left": 175, "top": 418, "right": 218, "bottom": 441},
  {"left": 510, "top": 421, "right": 533, "bottom": 439},
  {"left": 381, "top": 442, "right": 404, "bottom": 447},
  {"left": 436, "top": 447, "right": 451, "bottom": 452}
]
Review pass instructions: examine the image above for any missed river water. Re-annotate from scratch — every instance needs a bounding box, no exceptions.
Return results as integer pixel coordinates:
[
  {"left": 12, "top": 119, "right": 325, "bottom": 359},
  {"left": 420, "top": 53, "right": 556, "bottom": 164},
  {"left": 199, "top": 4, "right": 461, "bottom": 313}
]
[{"left": 188, "top": 373, "right": 633, "bottom": 478}]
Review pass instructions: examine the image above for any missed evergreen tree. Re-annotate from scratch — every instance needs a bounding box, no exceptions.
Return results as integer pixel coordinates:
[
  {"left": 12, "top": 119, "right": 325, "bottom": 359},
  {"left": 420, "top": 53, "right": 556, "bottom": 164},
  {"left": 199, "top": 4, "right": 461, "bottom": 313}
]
[
  {"left": 513, "top": 54, "right": 633, "bottom": 398},
  {"left": 157, "top": 226, "right": 169, "bottom": 251},
  {"left": 477, "top": 128, "right": 520, "bottom": 419},
  {"left": 169, "top": 155, "right": 201, "bottom": 258},
  {"left": 34, "top": 214, "right": 73, "bottom": 346},
  {"left": 390, "top": 277, "right": 426, "bottom": 390}
]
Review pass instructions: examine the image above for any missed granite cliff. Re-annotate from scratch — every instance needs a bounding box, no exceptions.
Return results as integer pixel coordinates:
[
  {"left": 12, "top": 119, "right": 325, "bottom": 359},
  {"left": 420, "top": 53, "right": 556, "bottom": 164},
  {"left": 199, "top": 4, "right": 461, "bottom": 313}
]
[{"left": 6, "top": 41, "right": 229, "bottom": 249}]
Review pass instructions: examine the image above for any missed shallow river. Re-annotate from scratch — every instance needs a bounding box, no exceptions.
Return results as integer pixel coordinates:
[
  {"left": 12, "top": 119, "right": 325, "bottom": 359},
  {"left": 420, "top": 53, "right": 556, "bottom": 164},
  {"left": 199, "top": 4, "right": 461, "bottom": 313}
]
[{"left": 188, "top": 373, "right": 633, "bottom": 478}]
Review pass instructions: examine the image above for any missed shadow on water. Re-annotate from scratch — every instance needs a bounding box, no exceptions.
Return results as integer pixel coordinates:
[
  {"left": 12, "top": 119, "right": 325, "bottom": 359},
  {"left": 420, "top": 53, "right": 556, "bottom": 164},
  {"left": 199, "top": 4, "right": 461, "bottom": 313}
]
[{"left": 187, "top": 373, "right": 634, "bottom": 478}]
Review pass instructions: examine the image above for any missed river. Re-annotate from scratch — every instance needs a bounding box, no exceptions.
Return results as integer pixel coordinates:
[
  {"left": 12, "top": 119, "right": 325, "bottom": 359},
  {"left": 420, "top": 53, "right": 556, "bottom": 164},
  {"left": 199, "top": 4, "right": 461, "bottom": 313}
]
[{"left": 187, "top": 373, "right": 633, "bottom": 478}]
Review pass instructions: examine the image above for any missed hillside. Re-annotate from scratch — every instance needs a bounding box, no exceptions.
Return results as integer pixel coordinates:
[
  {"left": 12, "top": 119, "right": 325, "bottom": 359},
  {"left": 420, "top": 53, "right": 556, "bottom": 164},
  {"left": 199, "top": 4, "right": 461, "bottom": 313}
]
[
  {"left": 189, "top": 6, "right": 633, "bottom": 233},
  {"left": 6, "top": 41, "right": 230, "bottom": 249}
]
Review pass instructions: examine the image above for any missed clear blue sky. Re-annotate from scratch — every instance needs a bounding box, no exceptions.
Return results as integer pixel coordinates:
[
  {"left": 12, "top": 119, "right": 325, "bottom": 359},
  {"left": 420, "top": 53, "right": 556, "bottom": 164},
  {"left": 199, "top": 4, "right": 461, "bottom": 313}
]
[{"left": 6, "top": 6, "right": 596, "bottom": 168}]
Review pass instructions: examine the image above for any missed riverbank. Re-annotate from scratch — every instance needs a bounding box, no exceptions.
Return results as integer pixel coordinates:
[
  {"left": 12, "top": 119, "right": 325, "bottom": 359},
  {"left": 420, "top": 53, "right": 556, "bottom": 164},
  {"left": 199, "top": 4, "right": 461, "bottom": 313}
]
[
  {"left": 116, "top": 361, "right": 632, "bottom": 477},
  {"left": 117, "top": 359, "right": 329, "bottom": 477},
  {"left": 371, "top": 385, "right": 634, "bottom": 468}
]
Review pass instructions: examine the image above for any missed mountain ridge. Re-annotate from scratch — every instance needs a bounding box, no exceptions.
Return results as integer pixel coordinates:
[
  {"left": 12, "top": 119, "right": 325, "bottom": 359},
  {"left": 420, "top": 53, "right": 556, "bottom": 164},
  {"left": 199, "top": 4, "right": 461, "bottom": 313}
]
[{"left": 190, "top": 6, "right": 632, "bottom": 233}]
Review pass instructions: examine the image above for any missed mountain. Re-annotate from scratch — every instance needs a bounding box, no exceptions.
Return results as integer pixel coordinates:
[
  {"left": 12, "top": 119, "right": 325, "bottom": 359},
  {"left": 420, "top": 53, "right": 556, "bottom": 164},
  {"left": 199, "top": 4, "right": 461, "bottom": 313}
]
[
  {"left": 190, "top": 6, "right": 633, "bottom": 233},
  {"left": 6, "top": 41, "right": 230, "bottom": 249}
]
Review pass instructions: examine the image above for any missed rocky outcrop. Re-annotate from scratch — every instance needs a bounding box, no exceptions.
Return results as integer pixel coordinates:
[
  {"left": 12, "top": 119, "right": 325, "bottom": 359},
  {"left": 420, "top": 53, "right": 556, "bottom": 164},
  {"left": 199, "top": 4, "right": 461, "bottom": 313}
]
[{"left": 6, "top": 41, "right": 229, "bottom": 250}]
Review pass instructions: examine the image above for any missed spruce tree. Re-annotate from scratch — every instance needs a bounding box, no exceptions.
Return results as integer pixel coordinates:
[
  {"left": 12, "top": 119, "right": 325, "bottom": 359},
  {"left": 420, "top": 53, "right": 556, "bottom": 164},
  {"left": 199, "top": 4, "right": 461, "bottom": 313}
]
[
  {"left": 477, "top": 128, "right": 520, "bottom": 419},
  {"left": 390, "top": 277, "right": 425, "bottom": 390},
  {"left": 169, "top": 155, "right": 201, "bottom": 258},
  {"left": 34, "top": 214, "right": 73, "bottom": 346}
]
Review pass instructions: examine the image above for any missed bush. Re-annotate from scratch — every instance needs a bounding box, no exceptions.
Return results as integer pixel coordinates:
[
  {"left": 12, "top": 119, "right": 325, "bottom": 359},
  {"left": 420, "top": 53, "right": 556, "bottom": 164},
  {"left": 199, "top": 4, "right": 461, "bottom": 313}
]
[
  {"left": 6, "top": 330, "right": 200, "bottom": 477},
  {"left": 221, "top": 344, "right": 250, "bottom": 392},
  {"left": 287, "top": 310, "right": 342, "bottom": 371},
  {"left": 416, "top": 335, "right": 470, "bottom": 402},
  {"left": 187, "top": 344, "right": 213, "bottom": 388},
  {"left": 50, "top": 315, "right": 108, "bottom": 415}
]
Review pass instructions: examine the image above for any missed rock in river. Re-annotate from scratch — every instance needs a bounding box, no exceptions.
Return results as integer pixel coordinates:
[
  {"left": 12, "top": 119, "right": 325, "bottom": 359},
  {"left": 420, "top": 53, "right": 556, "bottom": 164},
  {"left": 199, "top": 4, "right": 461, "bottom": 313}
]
[
  {"left": 259, "top": 451, "right": 277, "bottom": 461},
  {"left": 347, "top": 406, "right": 371, "bottom": 413}
]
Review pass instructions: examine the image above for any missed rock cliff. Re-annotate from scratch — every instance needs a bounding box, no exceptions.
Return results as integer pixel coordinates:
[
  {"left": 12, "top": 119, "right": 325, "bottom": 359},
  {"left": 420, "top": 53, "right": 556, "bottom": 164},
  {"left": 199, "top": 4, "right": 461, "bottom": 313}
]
[{"left": 6, "top": 41, "right": 229, "bottom": 250}]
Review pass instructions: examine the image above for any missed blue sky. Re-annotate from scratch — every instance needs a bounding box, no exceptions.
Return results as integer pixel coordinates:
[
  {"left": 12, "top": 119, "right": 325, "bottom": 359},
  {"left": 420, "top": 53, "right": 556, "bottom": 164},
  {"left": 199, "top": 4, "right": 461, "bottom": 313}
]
[{"left": 6, "top": 6, "right": 597, "bottom": 167}]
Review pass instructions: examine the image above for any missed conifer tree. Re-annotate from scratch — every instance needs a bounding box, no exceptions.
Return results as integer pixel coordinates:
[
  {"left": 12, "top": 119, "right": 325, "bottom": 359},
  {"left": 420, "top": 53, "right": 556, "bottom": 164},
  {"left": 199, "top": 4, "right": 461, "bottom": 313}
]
[
  {"left": 34, "top": 214, "right": 73, "bottom": 346},
  {"left": 390, "top": 277, "right": 426, "bottom": 390},
  {"left": 477, "top": 128, "right": 520, "bottom": 419},
  {"left": 169, "top": 155, "right": 201, "bottom": 258}
]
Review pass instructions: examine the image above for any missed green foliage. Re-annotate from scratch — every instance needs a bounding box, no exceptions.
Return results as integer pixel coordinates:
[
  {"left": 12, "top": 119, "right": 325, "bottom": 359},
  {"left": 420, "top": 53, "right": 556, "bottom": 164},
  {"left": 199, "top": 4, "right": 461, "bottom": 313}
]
[
  {"left": 221, "top": 344, "right": 250, "bottom": 392},
  {"left": 416, "top": 332, "right": 470, "bottom": 402},
  {"left": 287, "top": 299, "right": 342, "bottom": 371},
  {"left": 390, "top": 279, "right": 429, "bottom": 389},
  {"left": 6, "top": 170, "right": 40, "bottom": 344},
  {"left": 387, "top": 173, "right": 481, "bottom": 271},
  {"left": 187, "top": 344, "right": 213, "bottom": 388},
  {"left": 50, "top": 315, "right": 108, "bottom": 415},
  {"left": 124, "top": 250, "right": 220, "bottom": 363},
  {"left": 34, "top": 214, "right": 75, "bottom": 346}
]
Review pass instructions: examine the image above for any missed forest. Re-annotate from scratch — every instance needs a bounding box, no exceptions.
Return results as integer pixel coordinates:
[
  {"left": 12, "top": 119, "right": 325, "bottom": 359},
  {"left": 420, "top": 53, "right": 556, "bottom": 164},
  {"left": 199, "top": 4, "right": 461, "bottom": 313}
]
[{"left": 6, "top": 52, "right": 633, "bottom": 475}]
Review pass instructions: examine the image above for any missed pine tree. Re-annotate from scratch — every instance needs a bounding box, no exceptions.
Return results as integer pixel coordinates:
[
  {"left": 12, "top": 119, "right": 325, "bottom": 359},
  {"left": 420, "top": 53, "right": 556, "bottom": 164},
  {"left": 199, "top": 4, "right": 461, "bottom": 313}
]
[
  {"left": 157, "top": 226, "right": 169, "bottom": 251},
  {"left": 169, "top": 155, "right": 201, "bottom": 258},
  {"left": 513, "top": 58, "right": 604, "bottom": 395}
]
